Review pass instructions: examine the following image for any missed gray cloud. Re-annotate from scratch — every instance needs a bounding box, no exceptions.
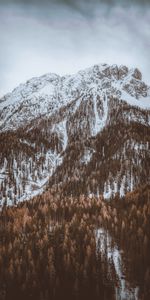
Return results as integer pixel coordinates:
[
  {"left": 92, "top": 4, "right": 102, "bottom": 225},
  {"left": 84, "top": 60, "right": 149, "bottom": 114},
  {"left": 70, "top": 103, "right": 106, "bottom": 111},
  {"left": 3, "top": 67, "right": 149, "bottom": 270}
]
[{"left": 0, "top": 0, "right": 150, "bottom": 96}]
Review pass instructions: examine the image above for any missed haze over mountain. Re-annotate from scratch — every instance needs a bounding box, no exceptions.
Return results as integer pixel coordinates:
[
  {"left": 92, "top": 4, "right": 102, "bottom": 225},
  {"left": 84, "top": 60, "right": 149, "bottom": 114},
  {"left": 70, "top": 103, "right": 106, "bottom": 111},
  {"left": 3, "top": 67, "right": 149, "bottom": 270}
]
[{"left": 0, "top": 0, "right": 150, "bottom": 96}]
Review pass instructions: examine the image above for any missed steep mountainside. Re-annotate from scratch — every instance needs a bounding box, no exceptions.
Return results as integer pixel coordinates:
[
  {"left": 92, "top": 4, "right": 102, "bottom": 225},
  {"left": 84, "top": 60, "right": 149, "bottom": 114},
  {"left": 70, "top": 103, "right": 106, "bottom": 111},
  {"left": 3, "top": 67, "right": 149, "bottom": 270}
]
[{"left": 0, "top": 64, "right": 150, "bottom": 206}]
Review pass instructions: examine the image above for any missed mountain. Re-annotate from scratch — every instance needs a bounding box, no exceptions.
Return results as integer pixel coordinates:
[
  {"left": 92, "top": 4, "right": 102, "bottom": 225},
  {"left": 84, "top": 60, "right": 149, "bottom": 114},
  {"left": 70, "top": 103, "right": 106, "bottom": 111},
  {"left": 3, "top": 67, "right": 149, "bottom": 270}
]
[{"left": 0, "top": 63, "right": 150, "bottom": 206}]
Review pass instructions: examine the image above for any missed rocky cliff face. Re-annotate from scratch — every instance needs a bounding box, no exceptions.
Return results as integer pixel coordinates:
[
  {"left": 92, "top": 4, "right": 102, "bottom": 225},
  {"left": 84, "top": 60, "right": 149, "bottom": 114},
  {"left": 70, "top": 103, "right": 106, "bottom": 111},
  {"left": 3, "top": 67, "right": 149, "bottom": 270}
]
[{"left": 0, "top": 64, "right": 150, "bottom": 206}]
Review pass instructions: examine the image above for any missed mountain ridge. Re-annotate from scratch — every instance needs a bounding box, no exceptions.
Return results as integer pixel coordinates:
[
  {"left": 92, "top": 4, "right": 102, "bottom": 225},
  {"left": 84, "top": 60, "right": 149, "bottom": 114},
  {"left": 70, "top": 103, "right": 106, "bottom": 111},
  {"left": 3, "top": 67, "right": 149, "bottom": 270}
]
[{"left": 0, "top": 63, "right": 150, "bottom": 132}]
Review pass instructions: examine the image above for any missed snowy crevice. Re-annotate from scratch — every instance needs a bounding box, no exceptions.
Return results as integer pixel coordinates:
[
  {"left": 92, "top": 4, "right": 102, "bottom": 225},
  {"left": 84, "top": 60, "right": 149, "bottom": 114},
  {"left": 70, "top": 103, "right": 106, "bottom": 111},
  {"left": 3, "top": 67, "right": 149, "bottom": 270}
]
[
  {"left": 90, "top": 89, "right": 108, "bottom": 137},
  {"left": 52, "top": 119, "right": 68, "bottom": 152}
]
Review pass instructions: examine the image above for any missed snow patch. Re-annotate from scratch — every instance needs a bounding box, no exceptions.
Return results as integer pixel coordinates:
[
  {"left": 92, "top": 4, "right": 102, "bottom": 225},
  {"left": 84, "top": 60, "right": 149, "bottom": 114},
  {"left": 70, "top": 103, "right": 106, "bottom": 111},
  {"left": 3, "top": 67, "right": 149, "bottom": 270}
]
[
  {"left": 120, "top": 90, "right": 150, "bottom": 110},
  {"left": 95, "top": 228, "right": 139, "bottom": 300},
  {"left": 80, "top": 149, "right": 95, "bottom": 165},
  {"left": 34, "top": 83, "right": 55, "bottom": 97}
]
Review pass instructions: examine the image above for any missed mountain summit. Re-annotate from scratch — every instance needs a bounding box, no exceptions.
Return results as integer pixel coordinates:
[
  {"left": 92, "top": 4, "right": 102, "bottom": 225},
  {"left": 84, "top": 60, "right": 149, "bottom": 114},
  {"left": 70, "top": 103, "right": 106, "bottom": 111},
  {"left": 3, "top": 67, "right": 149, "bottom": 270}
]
[{"left": 0, "top": 64, "right": 150, "bottom": 206}]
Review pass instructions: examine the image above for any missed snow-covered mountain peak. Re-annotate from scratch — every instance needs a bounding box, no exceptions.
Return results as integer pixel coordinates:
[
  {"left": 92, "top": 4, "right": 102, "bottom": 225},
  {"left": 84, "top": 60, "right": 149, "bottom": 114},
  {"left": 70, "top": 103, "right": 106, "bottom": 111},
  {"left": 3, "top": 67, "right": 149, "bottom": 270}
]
[{"left": 0, "top": 64, "right": 149, "bottom": 133}]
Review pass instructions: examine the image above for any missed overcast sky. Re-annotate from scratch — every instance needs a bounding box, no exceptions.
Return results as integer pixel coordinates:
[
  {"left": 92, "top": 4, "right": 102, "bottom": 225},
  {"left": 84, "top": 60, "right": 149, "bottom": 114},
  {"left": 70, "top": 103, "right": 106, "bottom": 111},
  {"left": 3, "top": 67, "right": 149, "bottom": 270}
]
[{"left": 0, "top": 0, "right": 150, "bottom": 97}]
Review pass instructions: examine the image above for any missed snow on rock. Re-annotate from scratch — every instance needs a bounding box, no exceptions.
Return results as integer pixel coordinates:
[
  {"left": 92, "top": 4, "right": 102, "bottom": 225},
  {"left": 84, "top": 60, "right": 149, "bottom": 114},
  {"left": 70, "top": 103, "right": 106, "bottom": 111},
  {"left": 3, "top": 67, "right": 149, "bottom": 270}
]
[
  {"left": 34, "top": 83, "right": 55, "bottom": 97},
  {"left": 120, "top": 90, "right": 150, "bottom": 110},
  {"left": 103, "top": 182, "right": 113, "bottom": 200}
]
